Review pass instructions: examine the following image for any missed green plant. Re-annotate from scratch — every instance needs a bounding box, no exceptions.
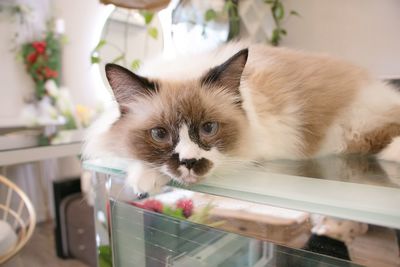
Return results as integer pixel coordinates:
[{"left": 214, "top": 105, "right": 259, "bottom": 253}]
[
  {"left": 98, "top": 245, "right": 112, "bottom": 267},
  {"left": 20, "top": 29, "right": 79, "bottom": 130},
  {"left": 140, "top": 10, "right": 159, "bottom": 40},
  {"left": 203, "top": 0, "right": 240, "bottom": 40},
  {"left": 91, "top": 10, "right": 158, "bottom": 72},
  {"left": 204, "top": 0, "right": 299, "bottom": 46},
  {"left": 225, "top": 0, "right": 240, "bottom": 40},
  {"left": 264, "top": 0, "right": 300, "bottom": 46},
  {"left": 21, "top": 31, "right": 61, "bottom": 99}
]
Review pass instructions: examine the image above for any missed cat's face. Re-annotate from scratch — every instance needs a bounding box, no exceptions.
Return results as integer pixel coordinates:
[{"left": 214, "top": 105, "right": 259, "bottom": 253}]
[{"left": 105, "top": 49, "right": 249, "bottom": 184}]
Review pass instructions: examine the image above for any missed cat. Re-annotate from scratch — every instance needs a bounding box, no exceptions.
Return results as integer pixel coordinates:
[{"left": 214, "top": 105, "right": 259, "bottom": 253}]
[{"left": 83, "top": 42, "right": 400, "bottom": 193}]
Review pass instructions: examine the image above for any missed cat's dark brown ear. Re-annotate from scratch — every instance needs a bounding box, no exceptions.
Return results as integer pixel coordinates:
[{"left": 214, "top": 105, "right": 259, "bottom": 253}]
[
  {"left": 105, "top": 63, "right": 157, "bottom": 114},
  {"left": 201, "top": 48, "right": 248, "bottom": 96}
]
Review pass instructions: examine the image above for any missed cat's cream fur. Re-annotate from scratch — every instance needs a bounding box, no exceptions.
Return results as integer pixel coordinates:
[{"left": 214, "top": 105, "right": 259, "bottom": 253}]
[{"left": 84, "top": 43, "right": 400, "bottom": 193}]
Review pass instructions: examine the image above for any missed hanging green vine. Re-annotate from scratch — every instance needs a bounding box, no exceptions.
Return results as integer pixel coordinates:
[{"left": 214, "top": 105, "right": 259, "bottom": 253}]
[
  {"left": 204, "top": 0, "right": 240, "bottom": 40},
  {"left": 90, "top": 10, "right": 158, "bottom": 71},
  {"left": 264, "top": 0, "right": 299, "bottom": 46},
  {"left": 204, "top": 0, "right": 299, "bottom": 46}
]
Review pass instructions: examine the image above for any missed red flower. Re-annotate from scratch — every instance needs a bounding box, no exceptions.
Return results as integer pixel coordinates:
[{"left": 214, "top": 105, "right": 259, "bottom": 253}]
[
  {"left": 36, "top": 68, "right": 44, "bottom": 81},
  {"left": 44, "top": 67, "right": 58, "bottom": 79},
  {"left": 26, "top": 52, "right": 38, "bottom": 64},
  {"left": 176, "top": 199, "right": 193, "bottom": 218},
  {"left": 32, "top": 41, "right": 47, "bottom": 54}
]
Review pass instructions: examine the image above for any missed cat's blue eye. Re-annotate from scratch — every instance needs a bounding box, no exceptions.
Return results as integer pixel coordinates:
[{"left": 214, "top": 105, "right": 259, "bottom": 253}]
[
  {"left": 150, "top": 127, "right": 169, "bottom": 142},
  {"left": 200, "top": 122, "right": 219, "bottom": 136}
]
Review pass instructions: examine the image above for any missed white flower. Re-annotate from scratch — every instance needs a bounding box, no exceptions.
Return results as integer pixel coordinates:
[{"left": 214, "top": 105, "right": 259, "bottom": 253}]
[
  {"left": 21, "top": 97, "right": 66, "bottom": 126},
  {"left": 45, "top": 80, "right": 59, "bottom": 98},
  {"left": 21, "top": 104, "right": 39, "bottom": 126},
  {"left": 56, "top": 88, "right": 74, "bottom": 114},
  {"left": 39, "top": 96, "right": 59, "bottom": 120}
]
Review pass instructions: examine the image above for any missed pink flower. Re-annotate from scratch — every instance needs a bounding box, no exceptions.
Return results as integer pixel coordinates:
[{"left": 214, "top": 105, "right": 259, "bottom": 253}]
[{"left": 176, "top": 199, "right": 193, "bottom": 218}]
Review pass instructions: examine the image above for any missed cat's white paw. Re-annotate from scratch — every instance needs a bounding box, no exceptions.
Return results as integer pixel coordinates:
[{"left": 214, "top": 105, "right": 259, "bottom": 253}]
[
  {"left": 126, "top": 162, "right": 170, "bottom": 194},
  {"left": 378, "top": 137, "right": 400, "bottom": 163}
]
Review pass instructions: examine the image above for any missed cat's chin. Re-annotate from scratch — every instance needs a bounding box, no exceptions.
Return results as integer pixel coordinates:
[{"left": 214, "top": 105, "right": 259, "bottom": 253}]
[
  {"left": 174, "top": 174, "right": 205, "bottom": 185},
  {"left": 161, "top": 165, "right": 210, "bottom": 185}
]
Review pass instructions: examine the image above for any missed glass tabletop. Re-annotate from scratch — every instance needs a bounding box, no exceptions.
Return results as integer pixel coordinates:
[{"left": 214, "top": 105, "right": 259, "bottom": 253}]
[
  {"left": 83, "top": 155, "right": 400, "bottom": 229},
  {"left": 0, "top": 128, "right": 83, "bottom": 152}
]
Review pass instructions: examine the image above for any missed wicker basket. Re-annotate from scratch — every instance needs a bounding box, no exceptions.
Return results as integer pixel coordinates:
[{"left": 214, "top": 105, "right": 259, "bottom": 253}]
[{"left": 0, "top": 175, "right": 36, "bottom": 264}]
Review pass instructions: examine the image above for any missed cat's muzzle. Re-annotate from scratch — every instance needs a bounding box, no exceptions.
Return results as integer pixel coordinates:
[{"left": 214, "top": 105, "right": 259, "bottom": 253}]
[{"left": 177, "top": 157, "right": 214, "bottom": 184}]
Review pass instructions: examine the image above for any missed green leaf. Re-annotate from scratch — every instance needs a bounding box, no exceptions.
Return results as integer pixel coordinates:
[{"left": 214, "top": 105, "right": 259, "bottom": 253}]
[
  {"left": 162, "top": 206, "right": 185, "bottom": 219},
  {"left": 63, "top": 112, "right": 78, "bottom": 130},
  {"left": 90, "top": 55, "right": 100, "bottom": 64},
  {"left": 98, "top": 245, "right": 111, "bottom": 256},
  {"left": 15, "top": 51, "right": 23, "bottom": 62},
  {"left": 273, "top": 2, "right": 284, "bottom": 20},
  {"left": 270, "top": 28, "right": 281, "bottom": 46},
  {"left": 35, "top": 81, "right": 46, "bottom": 99},
  {"left": 147, "top": 27, "right": 158, "bottom": 39},
  {"left": 94, "top": 39, "right": 107, "bottom": 51},
  {"left": 187, "top": 203, "right": 214, "bottom": 224},
  {"left": 290, "top": 10, "right": 300, "bottom": 17},
  {"left": 280, "top": 28, "right": 287, "bottom": 35},
  {"left": 140, "top": 10, "right": 154, "bottom": 25},
  {"left": 98, "top": 245, "right": 112, "bottom": 267},
  {"left": 60, "top": 35, "right": 69, "bottom": 45},
  {"left": 38, "top": 134, "right": 50, "bottom": 146},
  {"left": 111, "top": 54, "right": 125, "bottom": 63},
  {"left": 99, "top": 258, "right": 112, "bottom": 267},
  {"left": 224, "top": 0, "right": 237, "bottom": 12},
  {"left": 130, "top": 59, "right": 141, "bottom": 71},
  {"left": 204, "top": 9, "right": 217, "bottom": 22}
]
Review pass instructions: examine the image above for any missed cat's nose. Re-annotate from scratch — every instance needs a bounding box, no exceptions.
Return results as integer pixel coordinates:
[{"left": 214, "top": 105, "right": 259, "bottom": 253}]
[{"left": 180, "top": 158, "right": 197, "bottom": 170}]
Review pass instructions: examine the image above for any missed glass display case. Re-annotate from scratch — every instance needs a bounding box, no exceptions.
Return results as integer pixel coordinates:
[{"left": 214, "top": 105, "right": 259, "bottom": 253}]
[{"left": 84, "top": 156, "right": 400, "bottom": 267}]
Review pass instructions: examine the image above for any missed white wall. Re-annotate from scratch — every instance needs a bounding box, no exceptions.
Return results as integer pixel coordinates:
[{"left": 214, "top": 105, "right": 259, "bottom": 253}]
[
  {"left": 281, "top": 0, "right": 400, "bottom": 79},
  {"left": 0, "top": 21, "right": 34, "bottom": 126},
  {"left": 100, "top": 14, "right": 163, "bottom": 71},
  {"left": 53, "top": 0, "right": 113, "bottom": 107},
  {"left": 0, "top": 0, "right": 52, "bottom": 127}
]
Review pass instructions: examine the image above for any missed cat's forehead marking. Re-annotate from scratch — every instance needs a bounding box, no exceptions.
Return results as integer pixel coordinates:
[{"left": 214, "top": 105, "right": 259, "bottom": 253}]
[{"left": 174, "top": 124, "right": 202, "bottom": 160}]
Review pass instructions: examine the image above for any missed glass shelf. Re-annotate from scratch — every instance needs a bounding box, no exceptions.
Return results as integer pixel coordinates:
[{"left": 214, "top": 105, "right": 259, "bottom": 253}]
[
  {"left": 0, "top": 128, "right": 83, "bottom": 152},
  {"left": 84, "top": 155, "right": 400, "bottom": 229},
  {"left": 110, "top": 200, "right": 359, "bottom": 267}
]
